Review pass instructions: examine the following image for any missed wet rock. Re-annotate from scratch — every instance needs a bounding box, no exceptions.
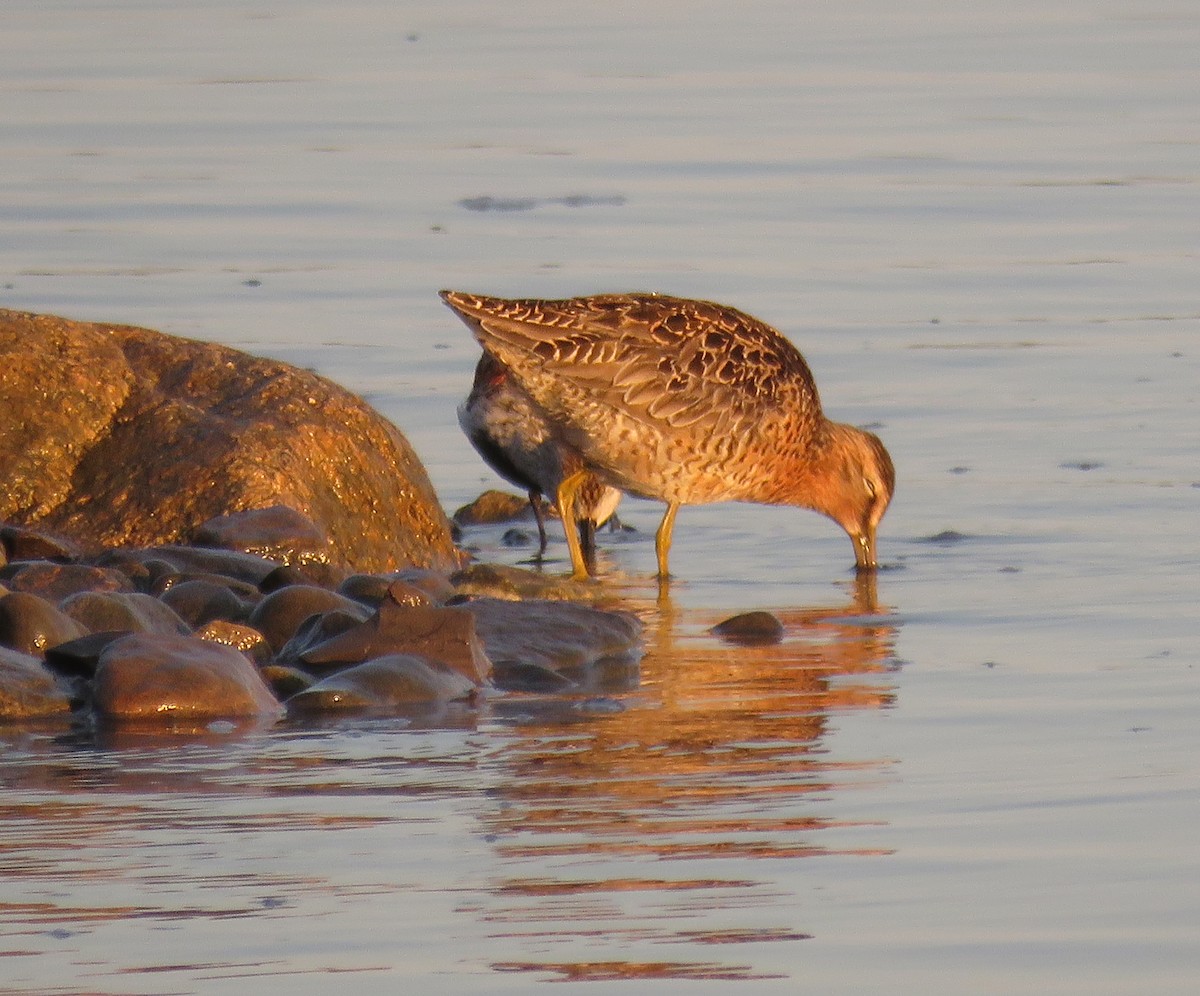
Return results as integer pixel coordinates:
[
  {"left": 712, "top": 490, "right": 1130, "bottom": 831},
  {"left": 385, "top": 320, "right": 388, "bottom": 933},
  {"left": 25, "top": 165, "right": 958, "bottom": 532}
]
[
  {"left": 0, "top": 308, "right": 459, "bottom": 574},
  {"left": 0, "top": 646, "right": 72, "bottom": 719},
  {"left": 0, "top": 562, "right": 134, "bottom": 601},
  {"left": 0, "top": 591, "right": 89, "bottom": 657},
  {"left": 98, "top": 545, "right": 283, "bottom": 588},
  {"left": 194, "top": 620, "right": 271, "bottom": 664},
  {"left": 383, "top": 579, "right": 434, "bottom": 608},
  {"left": 43, "top": 631, "right": 128, "bottom": 679},
  {"left": 921, "top": 530, "right": 970, "bottom": 545},
  {"left": 259, "top": 561, "right": 344, "bottom": 592},
  {"left": 159, "top": 579, "right": 256, "bottom": 628},
  {"left": 276, "top": 610, "right": 368, "bottom": 664},
  {"left": 60, "top": 591, "right": 191, "bottom": 636},
  {"left": 337, "top": 571, "right": 449, "bottom": 608},
  {"left": 286, "top": 654, "right": 477, "bottom": 714},
  {"left": 452, "top": 489, "right": 532, "bottom": 526},
  {"left": 464, "top": 598, "right": 642, "bottom": 678},
  {"left": 193, "top": 505, "right": 336, "bottom": 569},
  {"left": 1, "top": 525, "right": 81, "bottom": 563},
  {"left": 338, "top": 573, "right": 403, "bottom": 608},
  {"left": 451, "top": 562, "right": 596, "bottom": 602},
  {"left": 94, "top": 632, "right": 284, "bottom": 721},
  {"left": 259, "top": 663, "right": 316, "bottom": 700},
  {"left": 502, "top": 528, "right": 535, "bottom": 548},
  {"left": 247, "top": 585, "right": 372, "bottom": 653},
  {"left": 711, "top": 611, "right": 785, "bottom": 646},
  {"left": 297, "top": 601, "right": 491, "bottom": 683},
  {"left": 491, "top": 660, "right": 577, "bottom": 693}
]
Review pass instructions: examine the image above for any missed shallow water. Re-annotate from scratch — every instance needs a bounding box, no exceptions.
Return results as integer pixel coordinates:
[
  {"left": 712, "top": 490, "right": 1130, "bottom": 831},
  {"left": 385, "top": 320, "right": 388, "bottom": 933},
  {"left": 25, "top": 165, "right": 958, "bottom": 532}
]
[{"left": 3, "top": 1, "right": 1199, "bottom": 992}]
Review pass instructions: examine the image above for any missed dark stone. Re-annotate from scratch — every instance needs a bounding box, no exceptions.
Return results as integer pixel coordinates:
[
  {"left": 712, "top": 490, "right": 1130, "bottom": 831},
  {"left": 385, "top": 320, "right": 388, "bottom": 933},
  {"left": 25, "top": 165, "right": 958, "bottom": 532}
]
[
  {"left": 247, "top": 585, "right": 371, "bottom": 653},
  {"left": 337, "top": 573, "right": 396, "bottom": 607},
  {"left": 0, "top": 646, "right": 71, "bottom": 719},
  {"left": 259, "top": 663, "right": 316, "bottom": 700},
  {"left": 297, "top": 601, "right": 491, "bottom": 683},
  {"left": 43, "top": 631, "right": 128, "bottom": 678},
  {"left": 0, "top": 591, "right": 89, "bottom": 656},
  {"left": 0, "top": 561, "right": 134, "bottom": 601},
  {"left": 59, "top": 591, "right": 191, "bottom": 636},
  {"left": 275, "top": 610, "right": 368, "bottom": 665},
  {"left": 286, "top": 654, "right": 478, "bottom": 714},
  {"left": 502, "top": 528, "right": 534, "bottom": 547},
  {"left": 94, "top": 632, "right": 283, "bottom": 721},
  {"left": 491, "top": 660, "right": 577, "bottom": 693},
  {"left": 337, "top": 571, "right": 449, "bottom": 608},
  {"left": 0, "top": 308, "right": 460, "bottom": 574},
  {"left": 1, "top": 525, "right": 81, "bottom": 562},
  {"left": 159, "top": 579, "right": 255, "bottom": 628},
  {"left": 259, "top": 561, "right": 345, "bottom": 592},
  {"left": 711, "top": 611, "right": 785, "bottom": 646}
]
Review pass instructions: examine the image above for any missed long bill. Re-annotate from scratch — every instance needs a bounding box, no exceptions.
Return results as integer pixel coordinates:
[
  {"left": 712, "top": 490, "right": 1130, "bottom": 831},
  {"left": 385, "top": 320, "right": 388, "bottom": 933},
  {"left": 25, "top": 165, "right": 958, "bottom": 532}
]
[{"left": 853, "top": 526, "right": 878, "bottom": 572}]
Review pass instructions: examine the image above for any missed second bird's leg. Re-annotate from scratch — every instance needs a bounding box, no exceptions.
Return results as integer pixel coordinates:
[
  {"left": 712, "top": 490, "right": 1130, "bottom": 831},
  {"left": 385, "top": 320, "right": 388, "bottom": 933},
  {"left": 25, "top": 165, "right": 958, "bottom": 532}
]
[
  {"left": 528, "top": 490, "right": 549, "bottom": 559},
  {"left": 556, "top": 470, "right": 591, "bottom": 580},
  {"left": 655, "top": 502, "right": 680, "bottom": 580},
  {"left": 579, "top": 519, "right": 598, "bottom": 576}
]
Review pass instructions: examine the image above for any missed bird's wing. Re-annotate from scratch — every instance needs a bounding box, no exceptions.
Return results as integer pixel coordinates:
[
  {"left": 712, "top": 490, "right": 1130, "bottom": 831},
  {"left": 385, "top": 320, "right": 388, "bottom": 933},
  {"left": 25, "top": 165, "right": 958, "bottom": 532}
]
[{"left": 440, "top": 291, "right": 822, "bottom": 437}]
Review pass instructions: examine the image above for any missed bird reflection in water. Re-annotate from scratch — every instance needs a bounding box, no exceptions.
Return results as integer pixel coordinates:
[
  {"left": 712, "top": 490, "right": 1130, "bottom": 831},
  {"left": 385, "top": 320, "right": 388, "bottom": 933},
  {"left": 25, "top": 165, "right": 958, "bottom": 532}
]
[{"left": 480, "top": 573, "right": 899, "bottom": 983}]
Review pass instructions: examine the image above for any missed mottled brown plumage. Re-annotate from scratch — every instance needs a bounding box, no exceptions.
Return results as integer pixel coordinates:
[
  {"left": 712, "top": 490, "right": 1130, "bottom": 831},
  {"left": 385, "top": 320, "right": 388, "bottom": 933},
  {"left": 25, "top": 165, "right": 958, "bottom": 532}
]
[{"left": 441, "top": 290, "right": 894, "bottom": 579}]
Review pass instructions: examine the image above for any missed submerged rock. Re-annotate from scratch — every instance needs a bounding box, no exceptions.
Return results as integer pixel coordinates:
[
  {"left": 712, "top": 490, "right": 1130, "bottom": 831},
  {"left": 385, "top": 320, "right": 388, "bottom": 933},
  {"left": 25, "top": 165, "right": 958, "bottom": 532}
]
[
  {"left": 464, "top": 598, "right": 642, "bottom": 678},
  {"left": 711, "top": 611, "right": 785, "bottom": 646},
  {"left": 0, "top": 308, "right": 460, "bottom": 574},
  {"left": 286, "top": 654, "right": 477, "bottom": 714},
  {"left": 93, "top": 632, "right": 283, "bottom": 721}
]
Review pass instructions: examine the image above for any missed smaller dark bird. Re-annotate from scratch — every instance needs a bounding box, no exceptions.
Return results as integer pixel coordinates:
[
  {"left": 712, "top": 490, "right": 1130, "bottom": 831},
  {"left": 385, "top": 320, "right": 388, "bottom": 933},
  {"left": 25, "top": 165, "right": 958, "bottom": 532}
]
[{"left": 457, "top": 351, "right": 621, "bottom": 571}]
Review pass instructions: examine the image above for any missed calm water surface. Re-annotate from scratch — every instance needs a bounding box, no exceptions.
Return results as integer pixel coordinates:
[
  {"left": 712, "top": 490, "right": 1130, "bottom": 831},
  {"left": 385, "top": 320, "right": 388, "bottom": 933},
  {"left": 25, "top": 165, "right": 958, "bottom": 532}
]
[{"left": 2, "top": 1, "right": 1199, "bottom": 992}]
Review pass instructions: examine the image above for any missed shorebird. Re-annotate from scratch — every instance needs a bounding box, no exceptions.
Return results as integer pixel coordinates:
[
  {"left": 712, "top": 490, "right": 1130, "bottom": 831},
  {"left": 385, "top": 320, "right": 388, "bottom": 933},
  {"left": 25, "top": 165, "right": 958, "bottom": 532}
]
[
  {"left": 457, "top": 350, "right": 621, "bottom": 572},
  {"left": 442, "top": 290, "right": 894, "bottom": 580}
]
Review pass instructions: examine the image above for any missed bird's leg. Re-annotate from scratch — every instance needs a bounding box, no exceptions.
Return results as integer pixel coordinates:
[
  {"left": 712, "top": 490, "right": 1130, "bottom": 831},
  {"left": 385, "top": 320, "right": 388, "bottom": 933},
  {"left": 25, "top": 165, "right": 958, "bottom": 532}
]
[
  {"left": 579, "top": 518, "right": 598, "bottom": 576},
  {"left": 528, "top": 490, "right": 548, "bottom": 559},
  {"left": 556, "top": 470, "right": 591, "bottom": 580},
  {"left": 655, "top": 502, "right": 680, "bottom": 580}
]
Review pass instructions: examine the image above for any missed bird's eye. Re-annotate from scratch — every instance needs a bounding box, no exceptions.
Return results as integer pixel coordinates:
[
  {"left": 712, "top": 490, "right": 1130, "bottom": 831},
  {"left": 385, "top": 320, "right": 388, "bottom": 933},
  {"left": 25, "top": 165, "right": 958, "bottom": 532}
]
[{"left": 863, "top": 477, "right": 876, "bottom": 500}]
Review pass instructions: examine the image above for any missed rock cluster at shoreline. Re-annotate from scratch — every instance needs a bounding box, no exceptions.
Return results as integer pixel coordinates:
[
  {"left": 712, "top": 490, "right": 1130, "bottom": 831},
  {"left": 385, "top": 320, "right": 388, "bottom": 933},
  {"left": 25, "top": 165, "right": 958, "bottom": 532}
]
[
  {"left": 0, "top": 516, "right": 643, "bottom": 727},
  {"left": 0, "top": 310, "right": 644, "bottom": 729}
]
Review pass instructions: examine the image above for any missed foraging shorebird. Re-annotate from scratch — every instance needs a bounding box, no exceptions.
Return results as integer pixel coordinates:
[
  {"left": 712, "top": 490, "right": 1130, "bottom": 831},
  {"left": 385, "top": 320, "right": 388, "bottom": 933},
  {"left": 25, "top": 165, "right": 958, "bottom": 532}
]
[
  {"left": 442, "top": 290, "right": 894, "bottom": 580},
  {"left": 457, "top": 350, "right": 621, "bottom": 571}
]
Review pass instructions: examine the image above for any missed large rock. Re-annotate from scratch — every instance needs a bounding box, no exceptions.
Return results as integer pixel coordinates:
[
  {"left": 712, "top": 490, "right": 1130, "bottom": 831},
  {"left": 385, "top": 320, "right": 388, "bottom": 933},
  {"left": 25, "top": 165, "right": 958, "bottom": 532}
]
[{"left": 0, "top": 309, "right": 460, "bottom": 574}]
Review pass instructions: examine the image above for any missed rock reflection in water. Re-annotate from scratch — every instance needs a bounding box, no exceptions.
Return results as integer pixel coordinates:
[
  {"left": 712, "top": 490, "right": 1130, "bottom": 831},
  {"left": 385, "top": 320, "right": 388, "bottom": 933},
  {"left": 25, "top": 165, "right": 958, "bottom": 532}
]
[{"left": 478, "top": 574, "right": 899, "bottom": 983}]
